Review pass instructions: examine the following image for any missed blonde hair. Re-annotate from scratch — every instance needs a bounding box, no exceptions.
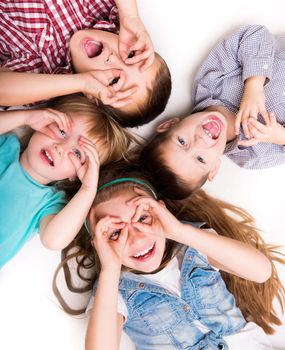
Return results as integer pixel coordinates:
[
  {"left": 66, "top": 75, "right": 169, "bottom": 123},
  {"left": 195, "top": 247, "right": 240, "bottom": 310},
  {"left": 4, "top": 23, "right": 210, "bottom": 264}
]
[
  {"left": 53, "top": 161, "right": 285, "bottom": 334},
  {"left": 49, "top": 93, "right": 138, "bottom": 165}
]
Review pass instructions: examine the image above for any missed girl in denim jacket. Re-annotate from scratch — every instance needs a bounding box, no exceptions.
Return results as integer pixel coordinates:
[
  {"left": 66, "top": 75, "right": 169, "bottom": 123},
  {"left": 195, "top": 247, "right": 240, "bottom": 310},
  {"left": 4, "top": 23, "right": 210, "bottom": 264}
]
[{"left": 54, "top": 162, "right": 284, "bottom": 350}]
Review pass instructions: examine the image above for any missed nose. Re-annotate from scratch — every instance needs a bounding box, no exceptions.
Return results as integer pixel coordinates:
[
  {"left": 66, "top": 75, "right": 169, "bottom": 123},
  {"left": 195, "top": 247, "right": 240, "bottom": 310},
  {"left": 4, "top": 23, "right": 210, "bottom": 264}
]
[
  {"left": 106, "top": 50, "right": 125, "bottom": 68},
  {"left": 127, "top": 224, "right": 148, "bottom": 244},
  {"left": 194, "top": 133, "right": 212, "bottom": 148},
  {"left": 54, "top": 139, "right": 72, "bottom": 157}
]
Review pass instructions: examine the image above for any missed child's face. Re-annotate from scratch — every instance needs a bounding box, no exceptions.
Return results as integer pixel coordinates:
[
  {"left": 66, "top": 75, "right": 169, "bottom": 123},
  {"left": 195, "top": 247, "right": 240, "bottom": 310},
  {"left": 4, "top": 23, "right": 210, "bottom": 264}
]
[
  {"left": 93, "top": 189, "right": 166, "bottom": 273},
  {"left": 157, "top": 111, "right": 228, "bottom": 184},
  {"left": 20, "top": 115, "right": 97, "bottom": 184},
  {"left": 70, "top": 29, "right": 160, "bottom": 108}
]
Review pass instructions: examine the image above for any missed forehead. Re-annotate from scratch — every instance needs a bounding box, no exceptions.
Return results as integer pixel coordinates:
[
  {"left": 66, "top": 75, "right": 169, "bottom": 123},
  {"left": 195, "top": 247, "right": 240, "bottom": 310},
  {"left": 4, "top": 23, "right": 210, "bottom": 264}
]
[
  {"left": 160, "top": 139, "right": 207, "bottom": 183},
  {"left": 94, "top": 188, "right": 151, "bottom": 220}
]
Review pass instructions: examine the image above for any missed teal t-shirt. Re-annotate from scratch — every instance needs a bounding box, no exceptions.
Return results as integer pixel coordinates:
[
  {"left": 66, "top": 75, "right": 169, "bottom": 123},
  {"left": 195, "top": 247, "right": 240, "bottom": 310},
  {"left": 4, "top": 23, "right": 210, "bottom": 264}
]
[{"left": 0, "top": 134, "right": 67, "bottom": 267}]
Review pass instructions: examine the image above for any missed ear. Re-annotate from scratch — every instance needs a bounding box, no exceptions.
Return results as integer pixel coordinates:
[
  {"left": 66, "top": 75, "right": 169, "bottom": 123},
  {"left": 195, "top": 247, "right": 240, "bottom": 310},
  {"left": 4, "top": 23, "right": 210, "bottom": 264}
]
[
  {"left": 207, "top": 159, "right": 221, "bottom": 182},
  {"left": 156, "top": 118, "right": 180, "bottom": 133}
]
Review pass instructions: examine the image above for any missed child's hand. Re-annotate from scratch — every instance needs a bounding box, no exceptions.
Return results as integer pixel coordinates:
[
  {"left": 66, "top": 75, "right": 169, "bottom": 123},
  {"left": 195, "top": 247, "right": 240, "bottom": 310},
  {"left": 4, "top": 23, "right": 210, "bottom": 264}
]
[
  {"left": 82, "top": 69, "right": 138, "bottom": 108},
  {"left": 238, "top": 112, "right": 285, "bottom": 146},
  {"left": 119, "top": 15, "right": 155, "bottom": 71},
  {"left": 25, "top": 108, "right": 72, "bottom": 139},
  {"left": 69, "top": 136, "right": 100, "bottom": 192},
  {"left": 235, "top": 76, "right": 267, "bottom": 138},
  {"left": 127, "top": 188, "right": 183, "bottom": 240},
  {"left": 92, "top": 216, "right": 128, "bottom": 271}
]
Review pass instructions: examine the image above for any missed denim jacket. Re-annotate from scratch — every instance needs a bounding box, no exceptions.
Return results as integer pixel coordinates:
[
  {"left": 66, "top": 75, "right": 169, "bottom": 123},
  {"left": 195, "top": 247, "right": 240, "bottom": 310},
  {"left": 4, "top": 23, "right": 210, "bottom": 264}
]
[{"left": 118, "top": 245, "right": 246, "bottom": 350}]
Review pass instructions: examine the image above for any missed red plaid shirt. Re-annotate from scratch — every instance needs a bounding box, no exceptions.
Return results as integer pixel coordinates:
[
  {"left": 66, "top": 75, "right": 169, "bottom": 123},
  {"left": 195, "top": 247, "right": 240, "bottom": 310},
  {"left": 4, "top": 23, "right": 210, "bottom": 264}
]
[{"left": 0, "top": 0, "right": 119, "bottom": 74}]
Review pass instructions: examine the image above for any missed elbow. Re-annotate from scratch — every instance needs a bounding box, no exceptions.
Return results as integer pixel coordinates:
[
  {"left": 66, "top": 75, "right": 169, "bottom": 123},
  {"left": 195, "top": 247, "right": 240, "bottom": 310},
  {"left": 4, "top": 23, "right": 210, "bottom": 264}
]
[
  {"left": 40, "top": 234, "right": 63, "bottom": 251},
  {"left": 254, "top": 259, "right": 272, "bottom": 283}
]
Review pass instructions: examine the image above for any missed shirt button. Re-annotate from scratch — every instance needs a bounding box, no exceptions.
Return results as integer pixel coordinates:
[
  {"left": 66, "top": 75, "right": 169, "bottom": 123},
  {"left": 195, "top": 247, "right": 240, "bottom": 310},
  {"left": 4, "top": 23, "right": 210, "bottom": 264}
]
[
  {"left": 262, "top": 63, "right": 269, "bottom": 69},
  {"left": 139, "top": 283, "right": 145, "bottom": 289},
  {"left": 187, "top": 256, "right": 193, "bottom": 261},
  {"left": 183, "top": 304, "right": 190, "bottom": 312},
  {"left": 218, "top": 344, "right": 225, "bottom": 350},
  {"left": 45, "top": 35, "right": 53, "bottom": 41}
]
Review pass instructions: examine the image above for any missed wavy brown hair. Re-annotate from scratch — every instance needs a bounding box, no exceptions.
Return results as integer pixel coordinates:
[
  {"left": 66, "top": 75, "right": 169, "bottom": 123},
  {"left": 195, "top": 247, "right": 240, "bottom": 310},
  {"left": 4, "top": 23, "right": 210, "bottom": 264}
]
[{"left": 53, "top": 161, "right": 285, "bottom": 334}]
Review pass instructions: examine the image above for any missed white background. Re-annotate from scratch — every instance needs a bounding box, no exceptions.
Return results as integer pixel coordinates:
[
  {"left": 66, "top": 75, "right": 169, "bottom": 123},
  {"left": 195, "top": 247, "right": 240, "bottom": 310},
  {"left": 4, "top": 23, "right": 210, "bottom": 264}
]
[{"left": 1, "top": 1, "right": 285, "bottom": 349}]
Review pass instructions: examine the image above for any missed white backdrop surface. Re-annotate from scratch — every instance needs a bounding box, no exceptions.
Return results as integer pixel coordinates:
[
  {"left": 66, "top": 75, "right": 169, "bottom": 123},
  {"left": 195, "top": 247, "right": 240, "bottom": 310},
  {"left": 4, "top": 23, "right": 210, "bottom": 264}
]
[{"left": 1, "top": 1, "right": 285, "bottom": 349}]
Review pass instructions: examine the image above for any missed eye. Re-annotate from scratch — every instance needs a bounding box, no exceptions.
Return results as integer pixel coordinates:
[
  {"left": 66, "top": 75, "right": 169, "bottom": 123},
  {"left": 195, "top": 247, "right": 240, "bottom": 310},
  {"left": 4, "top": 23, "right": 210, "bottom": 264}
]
[
  {"left": 138, "top": 215, "right": 147, "bottom": 223},
  {"left": 72, "top": 148, "right": 82, "bottom": 160},
  {"left": 109, "top": 77, "right": 120, "bottom": 86},
  {"left": 177, "top": 136, "right": 187, "bottom": 146},
  {"left": 197, "top": 156, "right": 206, "bottom": 164},
  {"left": 59, "top": 129, "right": 67, "bottom": 139},
  {"left": 109, "top": 230, "right": 121, "bottom": 241},
  {"left": 127, "top": 50, "right": 135, "bottom": 59}
]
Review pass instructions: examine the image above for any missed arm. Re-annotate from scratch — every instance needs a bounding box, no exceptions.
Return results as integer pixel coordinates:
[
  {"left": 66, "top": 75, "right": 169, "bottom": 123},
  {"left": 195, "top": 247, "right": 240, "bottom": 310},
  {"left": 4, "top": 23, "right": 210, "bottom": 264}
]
[
  {"left": 40, "top": 185, "right": 96, "bottom": 250},
  {"left": 0, "top": 71, "right": 84, "bottom": 106},
  {"left": 130, "top": 193, "right": 272, "bottom": 283},
  {"left": 85, "top": 216, "right": 128, "bottom": 350},
  {"left": 0, "top": 108, "right": 71, "bottom": 136},
  {"left": 115, "top": 0, "right": 154, "bottom": 70},
  {"left": 193, "top": 25, "right": 275, "bottom": 124},
  {"left": 85, "top": 270, "right": 124, "bottom": 350},
  {"left": 40, "top": 137, "right": 100, "bottom": 249},
  {"left": 0, "top": 69, "right": 136, "bottom": 107}
]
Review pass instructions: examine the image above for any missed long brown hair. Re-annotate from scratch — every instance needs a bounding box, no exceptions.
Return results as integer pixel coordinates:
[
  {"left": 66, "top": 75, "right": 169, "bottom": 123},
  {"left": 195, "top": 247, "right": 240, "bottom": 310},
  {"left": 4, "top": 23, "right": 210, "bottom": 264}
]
[{"left": 53, "top": 161, "right": 285, "bottom": 334}]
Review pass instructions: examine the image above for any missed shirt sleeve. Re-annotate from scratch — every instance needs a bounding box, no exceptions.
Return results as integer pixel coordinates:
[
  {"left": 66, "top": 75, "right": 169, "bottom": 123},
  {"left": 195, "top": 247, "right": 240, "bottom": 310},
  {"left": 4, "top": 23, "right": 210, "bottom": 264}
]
[
  {"left": 38, "top": 189, "right": 67, "bottom": 223},
  {"left": 192, "top": 25, "right": 275, "bottom": 111},
  {"left": 85, "top": 293, "right": 128, "bottom": 322}
]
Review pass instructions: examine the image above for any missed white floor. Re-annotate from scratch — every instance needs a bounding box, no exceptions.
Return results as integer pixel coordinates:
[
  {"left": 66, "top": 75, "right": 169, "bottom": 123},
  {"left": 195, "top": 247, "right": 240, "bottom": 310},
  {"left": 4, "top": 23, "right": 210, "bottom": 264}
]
[{"left": 1, "top": 1, "right": 285, "bottom": 349}]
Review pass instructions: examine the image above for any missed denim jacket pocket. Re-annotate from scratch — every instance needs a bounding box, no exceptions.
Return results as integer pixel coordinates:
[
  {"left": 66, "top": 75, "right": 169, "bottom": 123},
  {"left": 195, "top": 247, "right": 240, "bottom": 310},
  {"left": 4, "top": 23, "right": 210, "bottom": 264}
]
[
  {"left": 190, "top": 268, "right": 226, "bottom": 308},
  {"left": 130, "top": 291, "right": 181, "bottom": 335}
]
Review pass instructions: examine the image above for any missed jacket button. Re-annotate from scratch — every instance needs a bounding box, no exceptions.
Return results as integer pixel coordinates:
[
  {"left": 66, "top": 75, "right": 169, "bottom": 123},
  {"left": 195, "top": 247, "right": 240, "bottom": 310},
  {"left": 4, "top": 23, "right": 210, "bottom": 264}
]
[
  {"left": 183, "top": 304, "right": 190, "bottom": 311},
  {"left": 188, "top": 256, "right": 193, "bottom": 261},
  {"left": 218, "top": 344, "right": 225, "bottom": 350},
  {"left": 139, "top": 283, "right": 145, "bottom": 289}
]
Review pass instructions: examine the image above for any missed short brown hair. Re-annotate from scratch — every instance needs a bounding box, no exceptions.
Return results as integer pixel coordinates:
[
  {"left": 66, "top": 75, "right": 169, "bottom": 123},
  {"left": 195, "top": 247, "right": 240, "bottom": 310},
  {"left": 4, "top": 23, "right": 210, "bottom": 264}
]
[
  {"left": 98, "top": 53, "right": 172, "bottom": 128},
  {"left": 139, "top": 132, "right": 208, "bottom": 199}
]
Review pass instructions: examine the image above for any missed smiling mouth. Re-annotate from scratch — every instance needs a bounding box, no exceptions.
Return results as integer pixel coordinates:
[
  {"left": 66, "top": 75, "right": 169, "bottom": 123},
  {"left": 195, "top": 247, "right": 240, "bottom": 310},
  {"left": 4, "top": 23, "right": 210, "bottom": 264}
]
[
  {"left": 84, "top": 40, "right": 103, "bottom": 58},
  {"left": 40, "top": 149, "right": 54, "bottom": 166},
  {"left": 132, "top": 243, "right": 156, "bottom": 261},
  {"left": 202, "top": 116, "right": 223, "bottom": 140}
]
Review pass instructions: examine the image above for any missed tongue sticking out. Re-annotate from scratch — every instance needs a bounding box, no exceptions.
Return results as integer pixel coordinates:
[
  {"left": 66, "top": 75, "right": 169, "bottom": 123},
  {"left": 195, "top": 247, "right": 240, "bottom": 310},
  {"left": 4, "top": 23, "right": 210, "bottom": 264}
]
[
  {"left": 202, "top": 119, "right": 221, "bottom": 140},
  {"left": 84, "top": 40, "right": 103, "bottom": 58}
]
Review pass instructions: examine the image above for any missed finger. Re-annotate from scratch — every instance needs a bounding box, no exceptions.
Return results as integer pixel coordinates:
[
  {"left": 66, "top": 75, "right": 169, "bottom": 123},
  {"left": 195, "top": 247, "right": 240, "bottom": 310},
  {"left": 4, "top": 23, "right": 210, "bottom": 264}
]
[
  {"left": 247, "top": 124, "right": 263, "bottom": 139},
  {"left": 39, "top": 126, "right": 57, "bottom": 139},
  {"left": 117, "top": 225, "right": 128, "bottom": 246},
  {"left": 114, "top": 86, "right": 138, "bottom": 100},
  {"left": 248, "top": 118, "right": 266, "bottom": 133},
  {"left": 242, "top": 117, "right": 250, "bottom": 139},
  {"left": 132, "top": 203, "right": 149, "bottom": 223},
  {"left": 68, "top": 152, "right": 83, "bottom": 173},
  {"left": 110, "top": 98, "right": 134, "bottom": 108},
  {"left": 260, "top": 110, "right": 269, "bottom": 125},
  {"left": 124, "top": 50, "right": 151, "bottom": 65},
  {"left": 111, "top": 71, "right": 126, "bottom": 92},
  {"left": 235, "top": 112, "right": 242, "bottom": 135},
  {"left": 80, "top": 142, "right": 100, "bottom": 167},
  {"left": 139, "top": 53, "right": 155, "bottom": 71},
  {"left": 129, "top": 36, "right": 149, "bottom": 52},
  {"left": 118, "top": 43, "right": 129, "bottom": 62},
  {"left": 269, "top": 112, "right": 277, "bottom": 126},
  {"left": 237, "top": 138, "right": 259, "bottom": 147}
]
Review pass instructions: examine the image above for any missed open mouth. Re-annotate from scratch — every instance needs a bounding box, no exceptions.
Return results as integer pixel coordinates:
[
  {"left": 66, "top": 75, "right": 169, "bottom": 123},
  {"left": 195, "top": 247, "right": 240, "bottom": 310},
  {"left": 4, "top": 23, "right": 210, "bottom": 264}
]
[
  {"left": 132, "top": 243, "right": 156, "bottom": 261},
  {"left": 40, "top": 149, "right": 54, "bottom": 166},
  {"left": 84, "top": 40, "right": 103, "bottom": 58},
  {"left": 202, "top": 116, "right": 223, "bottom": 140}
]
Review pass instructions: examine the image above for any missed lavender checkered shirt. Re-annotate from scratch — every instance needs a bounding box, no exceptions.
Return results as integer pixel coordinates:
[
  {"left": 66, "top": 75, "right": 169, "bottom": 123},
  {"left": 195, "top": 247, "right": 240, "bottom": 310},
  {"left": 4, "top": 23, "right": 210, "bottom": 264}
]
[{"left": 192, "top": 24, "right": 285, "bottom": 169}]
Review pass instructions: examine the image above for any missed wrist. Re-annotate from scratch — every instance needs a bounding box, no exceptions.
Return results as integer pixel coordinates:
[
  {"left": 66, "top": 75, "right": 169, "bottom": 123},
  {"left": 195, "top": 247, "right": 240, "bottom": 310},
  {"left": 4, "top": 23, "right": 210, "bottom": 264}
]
[{"left": 244, "top": 76, "right": 266, "bottom": 91}]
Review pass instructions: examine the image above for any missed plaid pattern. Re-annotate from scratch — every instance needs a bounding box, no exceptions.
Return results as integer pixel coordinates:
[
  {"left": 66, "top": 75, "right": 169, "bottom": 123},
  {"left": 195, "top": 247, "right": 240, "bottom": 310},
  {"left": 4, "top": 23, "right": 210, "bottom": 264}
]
[
  {"left": 192, "top": 25, "right": 285, "bottom": 169},
  {"left": 0, "top": 0, "right": 119, "bottom": 74}
]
